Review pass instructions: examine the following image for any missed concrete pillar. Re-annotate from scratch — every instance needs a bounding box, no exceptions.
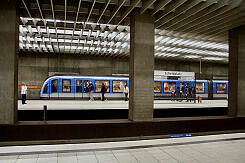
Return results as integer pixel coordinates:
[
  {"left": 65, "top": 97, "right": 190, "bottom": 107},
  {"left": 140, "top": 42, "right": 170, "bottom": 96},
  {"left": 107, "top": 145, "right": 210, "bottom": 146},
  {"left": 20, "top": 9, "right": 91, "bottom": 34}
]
[
  {"left": 128, "top": 9, "right": 154, "bottom": 121},
  {"left": 228, "top": 25, "right": 245, "bottom": 117},
  {"left": 0, "top": 0, "right": 19, "bottom": 124}
]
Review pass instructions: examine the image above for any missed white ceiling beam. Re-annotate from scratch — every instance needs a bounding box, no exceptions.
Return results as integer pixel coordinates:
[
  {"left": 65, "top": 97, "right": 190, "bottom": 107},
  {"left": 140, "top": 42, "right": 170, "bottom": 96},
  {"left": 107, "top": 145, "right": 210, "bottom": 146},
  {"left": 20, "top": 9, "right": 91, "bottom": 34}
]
[
  {"left": 155, "top": 0, "right": 204, "bottom": 26},
  {"left": 164, "top": 0, "right": 230, "bottom": 31},
  {"left": 140, "top": 0, "right": 157, "bottom": 14},
  {"left": 86, "top": 0, "right": 96, "bottom": 22},
  {"left": 106, "top": 0, "right": 126, "bottom": 24},
  {"left": 69, "top": 0, "right": 82, "bottom": 53},
  {"left": 116, "top": 0, "right": 141, "bottom": 25},
  {"left": 97, "top": 0, "right": 111, "bottom": 23},
  {"left": 50, "top": 0, "right": 60, "bottom": 53},
  {"left": 154, "top": 0, "right": 189, "bottom": 23},
  {"left": 193, "top": 9, "right": 245, "bottom": 36},
  {"left": 151, "top": 0, "right": 172, "bottom": 16},
  {"left": 176, "top": 0, "right": 243, "bottom": 33},
  {"left": 155, "top": 0, "right": 217, "bottom": 29}
]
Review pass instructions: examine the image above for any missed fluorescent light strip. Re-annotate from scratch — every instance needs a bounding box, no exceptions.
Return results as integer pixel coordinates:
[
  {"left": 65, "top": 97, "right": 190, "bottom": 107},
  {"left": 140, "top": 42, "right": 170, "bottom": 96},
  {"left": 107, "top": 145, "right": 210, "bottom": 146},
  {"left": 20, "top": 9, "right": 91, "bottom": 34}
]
[
  {"left": 183, "top": 55, "right": 200, "bottom": 58},
  {"left": 202, "top": 57, "right": 226, "bottom": 61}
]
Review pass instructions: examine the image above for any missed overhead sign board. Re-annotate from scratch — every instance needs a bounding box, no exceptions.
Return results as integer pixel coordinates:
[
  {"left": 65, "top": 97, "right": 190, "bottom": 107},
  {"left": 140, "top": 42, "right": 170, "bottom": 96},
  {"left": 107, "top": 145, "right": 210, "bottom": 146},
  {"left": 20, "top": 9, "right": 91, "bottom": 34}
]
[{"left": 154, "top": 70, "right": 195, "bottom": 81}]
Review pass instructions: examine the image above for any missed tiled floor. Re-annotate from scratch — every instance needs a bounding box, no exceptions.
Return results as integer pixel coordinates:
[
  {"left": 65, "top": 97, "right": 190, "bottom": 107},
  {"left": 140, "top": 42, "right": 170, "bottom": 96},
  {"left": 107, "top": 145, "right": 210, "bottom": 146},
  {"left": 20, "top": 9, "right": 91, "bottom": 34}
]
[
  {"left": 18, "top": 100, "right": 227, "bottom": 110},
  {"left": 0, "top": 133, "right": 244, "bottom": 163}
]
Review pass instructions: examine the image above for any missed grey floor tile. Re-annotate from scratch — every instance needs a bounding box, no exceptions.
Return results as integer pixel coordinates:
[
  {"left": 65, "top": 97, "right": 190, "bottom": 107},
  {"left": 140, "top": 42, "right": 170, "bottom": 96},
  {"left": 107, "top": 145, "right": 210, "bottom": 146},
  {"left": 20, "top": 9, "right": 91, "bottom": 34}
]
[
  {"left": 112, "top": 149, "right": 131, "bottom": 155},
  {"left": 38, "top": 153, "right": 57, "bottom": 158},
  {"left": 0, "top": 155, "right": 18, "bottom": 163},
  {"left": 0, "top": 160, "right": 17, "bottom": 163},
  {"left": 97, "top": 160, "right": 119, "bottom": 163},
  {"left": 37, "top": 157, "right": 58, "bottom": 163},
  {"left": 179, "top": 159, "right": 200, "bottom": 163},
  {"left": 96, "top": 156, "right": 118, "bottom": 162},
  {"left": 129, "top": 152, "right": 158, "bottom": 163},
  {"left": 77, "top": 151, "right": 95, "bottom": 156},
  {"left": 163, "top": 148, "right": 197, "bottom": 162},
  {"left": 95, "top": 151, "right": 113, "bottom": 155},
  {"left": 157, "top": 158, "right": 179, "bottom": 163},
  {"left": 16, "top": 158, "right": 38, "bottom": 163},
  {"left": 115, "top": 155, "right": 138, "bottom": 163},
  {"left": 77, "top": 154, "right": 98, "bottom": 162},
  {"left": 18, "top": 154, "right": 38, "bottom": 159},
  {"left": 78, "top": 160, "right": 98, "bottom": 163},
  {"left": 135, "top": 158, "right": 158, "bottom": 163},
  {"left": 197, "top": 159, "right": 218, "bottom": 163},
  {"left": 58, "top": 155, "right": 78, "bottom": 163},
  {"left": 151, "top": 153, "right": 172, "bottom": 161},
  {"left": 58, "top": 152, "right": 77, "bottom": 157}
]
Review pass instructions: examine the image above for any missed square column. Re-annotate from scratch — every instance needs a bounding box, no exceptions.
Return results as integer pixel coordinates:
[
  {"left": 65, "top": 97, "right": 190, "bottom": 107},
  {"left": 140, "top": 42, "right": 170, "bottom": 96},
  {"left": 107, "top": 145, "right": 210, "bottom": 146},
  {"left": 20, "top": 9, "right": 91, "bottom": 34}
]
[
  {"left": 129, "top": 9, "right": 154, "bottom": 121},
  {"left": 228, "top": 25, "right": 245, "bottom": 117},
  {"left": 0, "top": 0, "right": 19, "bottom": 124}
]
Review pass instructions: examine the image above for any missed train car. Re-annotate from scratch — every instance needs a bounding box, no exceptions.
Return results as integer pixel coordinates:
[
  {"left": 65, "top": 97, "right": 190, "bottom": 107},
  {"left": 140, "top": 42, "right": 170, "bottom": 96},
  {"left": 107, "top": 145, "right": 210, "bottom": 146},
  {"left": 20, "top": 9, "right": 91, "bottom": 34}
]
[
  {"left": 41, "top": 76, "right": 129, "bottom": 100},
  {"left": 154, "top": 80, "right": 196, "bottom": 98},
  {"left": 40, "top": 75, "right": 228, "bottom": 100},
  {"left": 213, "top": 80, "right": 229, "bottom": 99}
]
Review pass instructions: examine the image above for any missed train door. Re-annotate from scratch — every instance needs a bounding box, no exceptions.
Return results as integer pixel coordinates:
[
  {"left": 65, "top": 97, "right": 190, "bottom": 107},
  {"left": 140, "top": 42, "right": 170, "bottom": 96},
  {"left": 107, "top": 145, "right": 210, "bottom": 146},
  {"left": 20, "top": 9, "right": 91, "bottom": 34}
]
[
  {"left": 83, "top": 79, "right": 93, "bottom": 100},
  {"left": 75, "top": 79, "right": 83, "bottom": 99},
  {"left": 208, "top": 80, "right": 213, "bottom": 100},
  {"left": 50, "top": 78, "right": 58, "bottom": 98},
  {"left": 184, "top": 82, "right": 192, "bottom": 94},
  {"left": 59, "top": 78, "right": 74, "bottom": 99},
  {"left": 180, "top": 82, "right": 185, "bottom": 94}
]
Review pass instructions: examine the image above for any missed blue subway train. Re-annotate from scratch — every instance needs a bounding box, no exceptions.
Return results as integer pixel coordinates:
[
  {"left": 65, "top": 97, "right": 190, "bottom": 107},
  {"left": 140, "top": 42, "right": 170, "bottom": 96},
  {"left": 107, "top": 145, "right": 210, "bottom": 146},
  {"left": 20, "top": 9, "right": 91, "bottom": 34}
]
[{"left": 40, "top": 76, "right": 228, "bottom": 99}]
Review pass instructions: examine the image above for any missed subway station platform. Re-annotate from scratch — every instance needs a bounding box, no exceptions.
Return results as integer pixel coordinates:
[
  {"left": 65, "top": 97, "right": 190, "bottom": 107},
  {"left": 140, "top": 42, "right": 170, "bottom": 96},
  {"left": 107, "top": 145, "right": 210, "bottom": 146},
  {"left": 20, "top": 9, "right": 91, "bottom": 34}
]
[
  {"left": 0, "top": 132, "right": 245, "bottom": 163},
  {"left": 18, "top": 100, "right": 228, "bottom": 110},
  {"left": 17, "top": 100, "right": 228, "bottom": 121}
]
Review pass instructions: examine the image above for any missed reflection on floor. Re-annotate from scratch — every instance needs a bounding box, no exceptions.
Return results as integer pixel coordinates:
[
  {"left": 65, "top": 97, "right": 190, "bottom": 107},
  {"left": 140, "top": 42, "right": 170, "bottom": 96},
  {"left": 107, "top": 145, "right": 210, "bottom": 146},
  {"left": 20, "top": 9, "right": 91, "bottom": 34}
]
[
  {"left": 18, "top": 100, "right": 228, "bottom": 110},
  {"left": 0, "top": 133, "right": 245, "bottom": 162}
]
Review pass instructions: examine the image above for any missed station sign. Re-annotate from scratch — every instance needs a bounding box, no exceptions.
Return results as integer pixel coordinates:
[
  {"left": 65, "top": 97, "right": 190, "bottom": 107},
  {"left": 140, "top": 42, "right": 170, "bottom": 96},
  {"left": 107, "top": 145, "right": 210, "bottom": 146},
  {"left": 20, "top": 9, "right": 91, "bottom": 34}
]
[{"left": 154, "top": 70, "right": 195, "bottom": 81}]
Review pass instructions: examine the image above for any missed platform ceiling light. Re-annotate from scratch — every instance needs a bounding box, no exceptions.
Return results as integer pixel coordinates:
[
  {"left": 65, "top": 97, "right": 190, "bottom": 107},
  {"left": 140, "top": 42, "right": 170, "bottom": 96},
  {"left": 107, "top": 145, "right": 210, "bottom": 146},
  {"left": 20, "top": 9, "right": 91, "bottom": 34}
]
[
  {"left": 183, "top": 55, "right": 201, "bottom": 59},
  {"left": 202, "top": 57, "right": 227, "bottom": 61},
  {"left": 157, "top": 53, "right": 180, "bottom": 57},
  {"left": 19, "top": 17, "right": 229, "bottom": 62}
]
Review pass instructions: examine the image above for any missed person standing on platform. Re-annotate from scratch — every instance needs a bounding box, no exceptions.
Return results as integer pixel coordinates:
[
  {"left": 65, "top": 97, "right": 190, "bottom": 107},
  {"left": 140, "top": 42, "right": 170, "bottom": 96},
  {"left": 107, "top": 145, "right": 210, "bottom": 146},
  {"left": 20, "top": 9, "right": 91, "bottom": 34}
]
[
  {"left": 124, "top": 84, "right": 129, "bottom": 101},
  {"left": 89, "top": 82, "right": 94, "bottom": 101},
  {"left": 186, "top": 85, "right": 191, "bottom": 102},
  {"left": 21, "top": 82, "right": 27, "bottom": 104},
  {"left": 101, "top": 83, "right": 106, "bottom": 101},
  {"left": 176, "top": 87, "right": 180, "bottom": 101}
]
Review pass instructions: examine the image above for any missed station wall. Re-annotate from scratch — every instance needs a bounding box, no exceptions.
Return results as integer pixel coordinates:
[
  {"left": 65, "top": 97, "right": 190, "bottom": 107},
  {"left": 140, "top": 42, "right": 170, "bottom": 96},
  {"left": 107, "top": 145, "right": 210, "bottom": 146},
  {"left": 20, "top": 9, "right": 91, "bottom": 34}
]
[{"left": 18, "top": 54, "right": 228, "bottom": 99}]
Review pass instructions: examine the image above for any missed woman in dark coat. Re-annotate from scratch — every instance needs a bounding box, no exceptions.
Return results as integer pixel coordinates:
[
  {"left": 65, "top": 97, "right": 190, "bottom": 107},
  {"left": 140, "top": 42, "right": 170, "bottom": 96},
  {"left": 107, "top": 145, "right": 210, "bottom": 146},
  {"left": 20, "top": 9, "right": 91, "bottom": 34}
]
[{"left": 101, "top": 83, "right": 106, "bottom": 101}]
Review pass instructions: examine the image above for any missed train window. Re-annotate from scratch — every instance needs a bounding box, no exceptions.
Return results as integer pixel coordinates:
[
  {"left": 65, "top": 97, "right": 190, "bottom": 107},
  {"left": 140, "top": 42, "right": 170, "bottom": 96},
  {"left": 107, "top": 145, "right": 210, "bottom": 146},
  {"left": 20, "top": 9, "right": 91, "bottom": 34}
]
[
  {"left": 51, "top": 80, "right": 58, "bottom": 93},
  {"left": 216, "top": 83, "right": 227, "bottom": 94},
  {"left": 164, "top": 82, "right": 176, "bottom": 93},
  {"left": 95, "top": 80, "right": 110, "bottom": 93},
  {"left": 62, "top": 79, "right": 71, "bottom": 92},
  {"left": 196, "top": 83, "right": 205, "bottom": 93},
  {"left": 113, "top": 80, "right": 127, "bottom": 93},
  {"left": 76, "top": 80, "right": 83, "bottom": 93},
  {"left": 83, "top": 80, "right": 90, "bottom": 93},
  {"left": 43, "top": 83, "right": 48, "bottom": 93},
  {"left": 185, "top": 82, "right": 190, "bottom": 86},
  {"left": 154, "top": 82, "right": 161, "bottom": 93}
]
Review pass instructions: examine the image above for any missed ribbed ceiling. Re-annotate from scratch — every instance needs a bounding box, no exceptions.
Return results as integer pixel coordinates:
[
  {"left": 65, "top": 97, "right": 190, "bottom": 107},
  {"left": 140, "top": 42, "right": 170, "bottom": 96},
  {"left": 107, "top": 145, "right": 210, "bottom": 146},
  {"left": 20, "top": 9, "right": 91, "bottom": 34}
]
[{"left": 19, "top": 0, "right": 245, "bottom": 63}]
